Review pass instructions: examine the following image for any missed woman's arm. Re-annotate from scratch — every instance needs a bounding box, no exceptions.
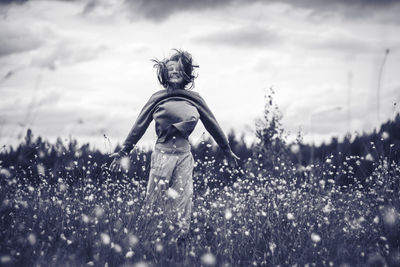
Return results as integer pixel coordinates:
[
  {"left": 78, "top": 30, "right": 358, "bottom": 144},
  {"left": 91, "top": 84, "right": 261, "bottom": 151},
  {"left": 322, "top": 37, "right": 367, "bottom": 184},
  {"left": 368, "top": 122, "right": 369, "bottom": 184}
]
[
  {"left": 109, "top": 94, "right": 157, "bottom": 172},
  {"left": 196, "top": 93, "right": 239, "bottom": 166},
  {"left": 119, "top": 94, "right": 158, "bottom": 154}
]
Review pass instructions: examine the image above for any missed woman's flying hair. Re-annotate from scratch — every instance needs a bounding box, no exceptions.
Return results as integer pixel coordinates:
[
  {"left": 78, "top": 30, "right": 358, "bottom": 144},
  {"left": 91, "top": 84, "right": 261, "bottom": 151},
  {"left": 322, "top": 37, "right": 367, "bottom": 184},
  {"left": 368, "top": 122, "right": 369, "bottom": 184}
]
[{"left": 152, "top": 49, "right": 199, "bottom": 90}]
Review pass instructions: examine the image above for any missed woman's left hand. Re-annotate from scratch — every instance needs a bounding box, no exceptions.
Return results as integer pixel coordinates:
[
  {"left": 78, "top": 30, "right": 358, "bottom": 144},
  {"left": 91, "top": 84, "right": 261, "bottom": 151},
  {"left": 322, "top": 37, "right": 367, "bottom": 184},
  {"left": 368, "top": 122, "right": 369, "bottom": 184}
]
[{"left": 226, "top": 151, "right": 240, "bottom": 168}]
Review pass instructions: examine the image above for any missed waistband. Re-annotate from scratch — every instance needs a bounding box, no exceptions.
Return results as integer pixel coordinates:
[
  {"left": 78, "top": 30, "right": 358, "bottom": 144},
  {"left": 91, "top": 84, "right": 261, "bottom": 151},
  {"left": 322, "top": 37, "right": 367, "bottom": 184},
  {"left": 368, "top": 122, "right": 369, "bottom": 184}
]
[{"left": 154, "top": 142, "right": 191, "bottom": 154}]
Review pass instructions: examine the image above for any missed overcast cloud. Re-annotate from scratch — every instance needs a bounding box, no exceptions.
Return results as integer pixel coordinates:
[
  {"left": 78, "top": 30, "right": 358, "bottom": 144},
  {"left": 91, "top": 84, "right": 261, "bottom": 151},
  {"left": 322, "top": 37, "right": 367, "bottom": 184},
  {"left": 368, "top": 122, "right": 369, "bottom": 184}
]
[{"left": 0, "top": 0, "right": 399, "bottom": 151}]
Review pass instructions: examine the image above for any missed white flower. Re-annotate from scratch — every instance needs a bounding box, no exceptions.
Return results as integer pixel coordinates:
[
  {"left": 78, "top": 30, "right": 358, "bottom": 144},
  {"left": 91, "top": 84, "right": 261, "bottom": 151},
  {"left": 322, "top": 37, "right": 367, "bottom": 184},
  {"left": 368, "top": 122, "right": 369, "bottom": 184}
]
[
  {"left": 166, "top": 188, "right": 179, "bottom": 199},
  {"left": 311, "top": 233, "right": 321, "bottom": 243},
  {"left": 287, "top": 213, "right": 295, "bottom": 220},
  {"left": 225, "top": 209, "right": 233, "bottom": 220},
  {"left": 100, "top": 233, "right": 110, "bottom": 245},
  {"left": 28, "top": 233, "right": 36, "bottom": 245},
  {"left": 201, "top": 252, "right": 216, "bottom": 266},
  {"left": 126, "top": 251, "right": 134, "bottom": 258}
]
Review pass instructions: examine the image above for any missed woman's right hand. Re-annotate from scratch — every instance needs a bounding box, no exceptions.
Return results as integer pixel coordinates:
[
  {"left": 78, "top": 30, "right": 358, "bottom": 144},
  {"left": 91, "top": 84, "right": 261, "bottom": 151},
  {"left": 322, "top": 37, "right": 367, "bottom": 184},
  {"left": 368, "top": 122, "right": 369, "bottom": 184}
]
[{"left": 109, "top": 152, "right": 125, "bottom": 172}]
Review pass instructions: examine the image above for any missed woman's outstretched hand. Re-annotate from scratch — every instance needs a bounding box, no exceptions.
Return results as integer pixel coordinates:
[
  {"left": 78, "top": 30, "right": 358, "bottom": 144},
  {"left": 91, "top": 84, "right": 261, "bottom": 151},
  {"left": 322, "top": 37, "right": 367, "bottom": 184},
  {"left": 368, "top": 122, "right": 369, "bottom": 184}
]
[
  {"left": 109, "top": 152, "right": 125, "bottom": 172},
  {"left": 226, "top": 151, "right": 240, "bottom": 168}
]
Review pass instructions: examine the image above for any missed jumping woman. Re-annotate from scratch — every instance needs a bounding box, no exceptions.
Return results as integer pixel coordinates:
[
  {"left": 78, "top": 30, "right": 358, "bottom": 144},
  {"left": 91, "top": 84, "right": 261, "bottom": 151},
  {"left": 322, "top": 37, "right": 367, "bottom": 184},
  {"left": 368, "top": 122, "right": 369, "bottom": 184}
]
[{"left": 109, "top": 49, "right": 239, "bottom": 240}]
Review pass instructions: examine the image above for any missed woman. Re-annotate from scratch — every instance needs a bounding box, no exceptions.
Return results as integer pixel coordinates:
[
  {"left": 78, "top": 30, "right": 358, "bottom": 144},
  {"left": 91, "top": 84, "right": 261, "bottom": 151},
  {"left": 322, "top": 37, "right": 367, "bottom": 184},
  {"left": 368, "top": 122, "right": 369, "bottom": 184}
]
[{"left": 109, "top": 49, "right": 239, "bottom": 239}]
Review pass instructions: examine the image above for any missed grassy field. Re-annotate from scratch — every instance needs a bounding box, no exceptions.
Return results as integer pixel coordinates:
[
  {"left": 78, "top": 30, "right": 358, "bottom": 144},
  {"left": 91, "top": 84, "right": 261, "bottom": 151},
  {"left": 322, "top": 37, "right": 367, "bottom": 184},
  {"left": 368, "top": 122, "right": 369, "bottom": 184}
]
[{"left": 1, "top": 142, "right": 400, "bottom": 267}]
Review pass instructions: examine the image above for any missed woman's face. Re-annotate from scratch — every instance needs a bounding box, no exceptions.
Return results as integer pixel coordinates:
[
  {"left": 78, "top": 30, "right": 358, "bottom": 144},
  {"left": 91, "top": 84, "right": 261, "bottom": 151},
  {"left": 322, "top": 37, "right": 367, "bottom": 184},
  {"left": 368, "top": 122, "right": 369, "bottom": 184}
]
[{"left": 166, "top": 61, "right": 184, "bottom": 88}]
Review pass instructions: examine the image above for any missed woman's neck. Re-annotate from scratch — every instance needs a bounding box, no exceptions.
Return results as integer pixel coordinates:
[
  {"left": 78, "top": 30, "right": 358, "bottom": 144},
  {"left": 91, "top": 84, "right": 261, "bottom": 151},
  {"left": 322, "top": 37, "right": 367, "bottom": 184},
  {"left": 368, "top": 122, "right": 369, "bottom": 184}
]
[{"left": 167, "top": 83, "right": 184, "bottom": 90}]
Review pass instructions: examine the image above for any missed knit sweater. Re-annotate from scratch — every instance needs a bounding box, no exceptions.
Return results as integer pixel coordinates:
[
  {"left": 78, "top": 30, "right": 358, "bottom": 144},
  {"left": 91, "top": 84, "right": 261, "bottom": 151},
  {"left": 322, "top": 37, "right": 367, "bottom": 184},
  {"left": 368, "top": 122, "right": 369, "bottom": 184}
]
[{"left": 120, "top": 89, "right": 232, "bottom": 155}]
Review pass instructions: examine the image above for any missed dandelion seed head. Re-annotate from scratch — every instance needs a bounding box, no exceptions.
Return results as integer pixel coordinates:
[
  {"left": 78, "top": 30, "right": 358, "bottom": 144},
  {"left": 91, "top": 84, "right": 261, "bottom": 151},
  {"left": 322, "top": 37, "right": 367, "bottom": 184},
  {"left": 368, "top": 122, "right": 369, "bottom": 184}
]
[
  {"left": 382, "top": 207, "right": 398, "bottom": 226},
  {"left": 201, "top": 252, "right": 216, "bottom": 266},
  {"left": 59, "top": 183, "right": 67, "bottom": 192},
  {"left": 155, "top": 243, "right": 163, "bottom": 252},
  {"left": 287, "top": 213, "right": 295, "bottom": 220},
  {"left": 100, "top": 233, "right": 110, "bottom": 245},
  {"left": 134, "top": 261, "right": 149, "bottom": 267},
  {"left": 323, "top": 204, "right": 332, "bottom": 214},
  {"left": 37, "top": 164, "right": 45, "bottom": 176},
  {"left": 365, "top": 153, "right": 374, "bottom": 161},
  {"left": 0, "top": 168, "right": 11, "bottom": 179},
  {"left": 269, "top": 242, "right": 276, "bottom": 254},
  {"left": 28, "top": 233, "right": 36, "bottom": 245},
  {"left": 82, "top": 214, "right": 90, "bottom": 223},
  {"left": 0, "top": 255, "right": 12, "bottom": 264},
  {"left": 113, "top": 243, "right": 122, "bottom": 253},
  {"left": 225, "top": 209, "right": 232, "bottom": 220},
  {"left": 126, "top": 251, "right": 134, "bottom": 258},
  {"left": 94, "top": 206, "right": 104, "bottom": 218},
  {"left": 128, "top": 234, "right": 138, "bottom": 247},
  {"left": 290, "top": 144, "right": 300, "bottom": 154},
  {"left": 311, "top": 233, "right": 321, "bottom": 243},
  {"left": 166, "top": 188, "right": 179, "bottom": 199}
]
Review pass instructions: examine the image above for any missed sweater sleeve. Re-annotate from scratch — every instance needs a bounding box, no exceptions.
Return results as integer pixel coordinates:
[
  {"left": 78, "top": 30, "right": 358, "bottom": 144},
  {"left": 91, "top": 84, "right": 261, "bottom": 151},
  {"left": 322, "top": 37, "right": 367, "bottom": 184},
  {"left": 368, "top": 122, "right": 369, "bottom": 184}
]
[
  {"left": 120, "top": 95, "right": 157, "bottom": 154},
  {"left": 195, "top": 93, "right": 232, "bottom": 155}
]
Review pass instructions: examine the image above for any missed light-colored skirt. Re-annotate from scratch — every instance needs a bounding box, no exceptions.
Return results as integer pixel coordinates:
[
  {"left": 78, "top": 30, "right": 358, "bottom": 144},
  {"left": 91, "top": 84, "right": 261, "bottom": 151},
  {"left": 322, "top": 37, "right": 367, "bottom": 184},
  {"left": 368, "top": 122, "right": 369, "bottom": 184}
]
[{"left": 142, "top": 142, "right": 194, "bottom": 239}]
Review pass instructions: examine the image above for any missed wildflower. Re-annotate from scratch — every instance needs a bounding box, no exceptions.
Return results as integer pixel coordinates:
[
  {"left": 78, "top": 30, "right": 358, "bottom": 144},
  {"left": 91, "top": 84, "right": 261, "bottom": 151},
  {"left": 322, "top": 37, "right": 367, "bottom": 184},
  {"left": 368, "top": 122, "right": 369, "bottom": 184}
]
[
  {"left": 94, "top": 206, "right": 104, "bottom": 218},
  {"left": 113, "top": 243, "right": 122, "bottom": 253},
  {"left": 0, "top": 168, "right": 11, "bottom": 179},
  {"left": 290, "top": 144, "right": 300, "bottom": 154},
  {"left": 134, "top": 262, "right": 149, "bottom": 267},
  {"left": 381, "top": 131, "right": 389, "bottom": 140},
  {"left": 0, "top": 255, "right": 12, "bottom": 264},
  {"left": 155, "top": 243, "right": 163, "bottom": 252},
  {"left": 225, "top": 209, "right": 233, "bottom": 220},
  {"left": 166, "top": 188, "right": 179, "bottom": 199},
  {"left": 128, "top": 234, "right": 138, "bottom": 247},
  {"left": 287, "top": 213, "right": 295, "bottom": 220},
  {"left": 28, "top": 233, "right": 36, "bottom": 245},
  {"left": 365, "top": 153, "right": 374, "bottom": 161},
  {"left": 82, "top": 214, "right": 90, "bottom": 223},
  {"left": 311, "top": 233, "right": 321, "bottom": 243},
  {"left": 126, "top": 251, "right": 134, "bottom": 258},
  {"left": 201, "top": 252, "right": 216, "bottom": 266},
  {"left": 100, "top": 233, "right": 110, "bottom": 245},
  {"left": 59, "top": 183, "right": 67, "bottom": 192},
  {"left": 382, "top": 207, "right": 398, "bottom": 226},
  {"left": 322, "top": 204, "right": 332, "bottom": 214},
  {"left": 37, "top": 164, "right": 45, "bottom": 176},
  {"left": 269, "top": 242, "right": 277, "bottom": 254}
]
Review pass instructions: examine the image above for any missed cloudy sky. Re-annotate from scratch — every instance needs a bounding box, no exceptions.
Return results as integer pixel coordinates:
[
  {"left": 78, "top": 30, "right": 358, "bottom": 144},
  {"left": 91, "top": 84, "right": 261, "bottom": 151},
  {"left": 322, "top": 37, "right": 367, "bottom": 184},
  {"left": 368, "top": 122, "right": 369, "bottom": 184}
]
[{"left": 1, "top": 0, "right": 399, "bottom": 152}]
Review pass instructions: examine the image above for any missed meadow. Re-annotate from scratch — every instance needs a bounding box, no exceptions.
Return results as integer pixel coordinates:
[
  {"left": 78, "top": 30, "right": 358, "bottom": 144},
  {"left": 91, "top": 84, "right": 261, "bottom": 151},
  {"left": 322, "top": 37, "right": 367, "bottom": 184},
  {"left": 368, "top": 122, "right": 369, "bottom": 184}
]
[{"left": 1, "top": 94, "right": 400, "bottom": 267}]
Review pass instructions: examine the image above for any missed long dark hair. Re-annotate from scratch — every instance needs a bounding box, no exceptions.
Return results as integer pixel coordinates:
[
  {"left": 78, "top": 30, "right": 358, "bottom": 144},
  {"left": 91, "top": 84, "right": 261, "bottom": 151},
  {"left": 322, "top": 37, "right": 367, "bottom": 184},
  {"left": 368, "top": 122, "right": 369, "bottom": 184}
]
[{"left": 152, "top": 49, "right": 199, "bottom": 90}]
